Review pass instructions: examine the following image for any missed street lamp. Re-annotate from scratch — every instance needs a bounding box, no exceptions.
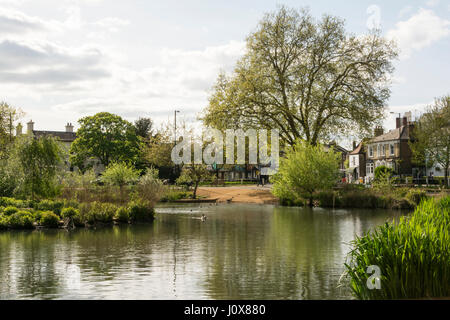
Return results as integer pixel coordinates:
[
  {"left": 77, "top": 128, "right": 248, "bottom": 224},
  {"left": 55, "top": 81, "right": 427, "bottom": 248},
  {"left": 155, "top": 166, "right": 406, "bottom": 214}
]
[{"left": 174, "top": 110, "right": 180, "bottom": 147}]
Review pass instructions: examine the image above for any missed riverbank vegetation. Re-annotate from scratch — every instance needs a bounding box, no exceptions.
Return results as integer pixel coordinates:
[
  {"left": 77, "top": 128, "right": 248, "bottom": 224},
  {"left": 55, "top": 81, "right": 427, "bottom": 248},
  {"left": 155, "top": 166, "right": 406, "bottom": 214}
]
[{"left": 344, "top": 196, "right": 450, "bottom": 299}]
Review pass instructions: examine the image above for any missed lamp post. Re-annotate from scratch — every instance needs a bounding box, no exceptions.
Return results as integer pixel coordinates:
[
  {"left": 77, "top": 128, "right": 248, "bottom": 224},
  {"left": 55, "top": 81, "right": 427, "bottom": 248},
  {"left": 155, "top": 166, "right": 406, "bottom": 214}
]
[{"left": 174, "top": 110, "right": 180, "bottom": 176}]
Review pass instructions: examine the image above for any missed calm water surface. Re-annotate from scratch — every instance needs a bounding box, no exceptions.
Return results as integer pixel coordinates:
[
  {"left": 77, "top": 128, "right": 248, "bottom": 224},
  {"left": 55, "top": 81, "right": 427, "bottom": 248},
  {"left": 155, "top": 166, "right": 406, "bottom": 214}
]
[{"left": 0, "top": 204, "right": 406, "bottom": 300}]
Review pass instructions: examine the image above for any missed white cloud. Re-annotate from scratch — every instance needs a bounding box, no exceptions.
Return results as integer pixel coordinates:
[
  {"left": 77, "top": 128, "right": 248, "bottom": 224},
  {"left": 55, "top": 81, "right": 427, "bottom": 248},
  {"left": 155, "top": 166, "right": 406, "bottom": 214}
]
[
  {"left": 94, "top": 17, "right": 130, "bottom": 32},
  {"left": 387, "top": 8, "right": 450, "bottom": 59},
  {"left": 398, "top": 6, "right": 413, "bottom": 18}
]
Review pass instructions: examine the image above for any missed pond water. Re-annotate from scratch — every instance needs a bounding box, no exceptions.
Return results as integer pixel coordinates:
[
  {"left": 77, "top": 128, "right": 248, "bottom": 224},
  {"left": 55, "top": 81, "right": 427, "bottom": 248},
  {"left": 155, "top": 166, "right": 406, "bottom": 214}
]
[{"left": 0, "top": 204, "right": 406, "bottom": 300}]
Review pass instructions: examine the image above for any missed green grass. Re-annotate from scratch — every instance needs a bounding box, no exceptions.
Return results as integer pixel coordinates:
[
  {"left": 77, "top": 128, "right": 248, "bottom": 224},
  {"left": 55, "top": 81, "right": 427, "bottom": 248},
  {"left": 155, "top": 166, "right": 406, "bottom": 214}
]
[{"left": 344, "top": 196, "right": 450, "bottom": 299}]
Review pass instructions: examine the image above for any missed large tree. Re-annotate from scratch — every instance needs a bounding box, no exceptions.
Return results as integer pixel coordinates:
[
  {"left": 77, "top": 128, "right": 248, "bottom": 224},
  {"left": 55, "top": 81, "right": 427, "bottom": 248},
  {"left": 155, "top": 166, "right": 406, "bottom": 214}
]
[
  {"left": 202, "top": 6, "right": 397, "bottom": 145},
  {"left": 410, "top": 96, "right": 450, "bottom": 187},
  {"left": 70, "top": 112, "right": 140, "bottom": 169}
]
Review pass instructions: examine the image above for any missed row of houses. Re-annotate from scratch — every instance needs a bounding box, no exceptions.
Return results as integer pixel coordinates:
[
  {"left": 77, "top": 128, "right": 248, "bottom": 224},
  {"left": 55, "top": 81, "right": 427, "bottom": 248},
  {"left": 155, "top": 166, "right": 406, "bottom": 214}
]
[
  {"left": 347, "top": 112, "right": 444, "bottom": 184},
  {"left": 19, "top": 112, "right": 443, "bottom": 183}
]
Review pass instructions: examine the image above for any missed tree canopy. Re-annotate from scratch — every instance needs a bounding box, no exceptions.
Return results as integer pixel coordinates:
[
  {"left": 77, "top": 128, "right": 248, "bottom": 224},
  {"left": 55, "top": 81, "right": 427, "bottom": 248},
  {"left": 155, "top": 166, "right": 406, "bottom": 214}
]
[
  {"left": 202, "top": 6, "right": 397, "bottom": 145},
  {"left": 410, "top": 95, "right": 450, "bottom": 186},
  {"left": 0, "top": 102, "right": 23, "bottom": 158},
  {"left": 69, "top": 112, "right": 140, "bottom": 169}
]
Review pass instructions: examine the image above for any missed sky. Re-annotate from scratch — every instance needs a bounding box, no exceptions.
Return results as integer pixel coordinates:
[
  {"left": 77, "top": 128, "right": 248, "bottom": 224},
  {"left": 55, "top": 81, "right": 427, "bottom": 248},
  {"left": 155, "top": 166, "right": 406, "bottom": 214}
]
[{"left": 0, "top": 0, "right": 449, "bottom": 147}]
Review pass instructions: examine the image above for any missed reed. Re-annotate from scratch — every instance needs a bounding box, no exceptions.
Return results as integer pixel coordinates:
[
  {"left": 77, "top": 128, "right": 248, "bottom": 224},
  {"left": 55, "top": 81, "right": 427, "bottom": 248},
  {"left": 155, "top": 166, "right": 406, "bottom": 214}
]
[{"left": 344, "top": 196, "right": 450, "bottom": 299}]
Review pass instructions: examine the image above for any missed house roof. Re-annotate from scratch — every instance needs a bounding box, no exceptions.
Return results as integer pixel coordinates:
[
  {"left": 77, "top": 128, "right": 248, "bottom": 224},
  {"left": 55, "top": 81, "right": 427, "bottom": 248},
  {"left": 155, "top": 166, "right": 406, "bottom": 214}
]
[
  {"left": 33, "top": 130, "right": 76, "bottom": 142},
  {"left": 350, "top": 142, "right": 364, "bottom": 155},
  {"left": 369, "top": 125, "right": 410, "bottom": 143},
  {"left": 324, "top": 143, "right": 348, "bottom": 154}
]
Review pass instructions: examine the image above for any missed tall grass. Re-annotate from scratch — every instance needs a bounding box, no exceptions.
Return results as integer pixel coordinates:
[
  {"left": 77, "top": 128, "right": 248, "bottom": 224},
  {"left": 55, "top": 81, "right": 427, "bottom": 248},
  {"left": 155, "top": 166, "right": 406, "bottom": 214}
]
[{"left": 344, "top": 196, "right": 450, "bottom": 299}]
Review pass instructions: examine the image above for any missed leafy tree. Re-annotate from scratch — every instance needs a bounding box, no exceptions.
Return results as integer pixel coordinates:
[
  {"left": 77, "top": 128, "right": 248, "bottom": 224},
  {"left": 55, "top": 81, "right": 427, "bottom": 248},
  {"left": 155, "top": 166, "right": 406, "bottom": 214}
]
[
  {"left": 374, "top": 165, "right": 394, "bottom": 180},
  {"left": 202, "top": 6, "right": 397, "bottom": 145},
  {"left": 69, "top": 112, "right": 140, "bottom": 169},
  {"left": 101, "top": 162, "right": 141, "bottom": 187},
  {"left": 373, "top": 165, "right": 397, "bottom": 192},
  {"left": 0, "top": 102, "right": 24, "bottom": 159},
  {"left": 176, "top": 165, "right": 213, "bottom": 199},
  {"left": 14, "top": 135, "right": 65, "bottom": 199},
  {"left": 134, "top": 117, "right": 154, "bottom": 139},
  {"left": 410, "top": 96, "right": 450, "bottom": 187},
  {"left": 272, "top": 140, "right": 340, "bottom": 206}
]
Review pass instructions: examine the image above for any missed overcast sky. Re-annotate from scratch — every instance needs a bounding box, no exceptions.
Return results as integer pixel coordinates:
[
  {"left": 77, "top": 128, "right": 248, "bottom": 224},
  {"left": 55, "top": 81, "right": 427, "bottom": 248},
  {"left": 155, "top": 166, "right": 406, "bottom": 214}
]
[{"left": 0, "top": 0, "right": 449, "bottom": 143}]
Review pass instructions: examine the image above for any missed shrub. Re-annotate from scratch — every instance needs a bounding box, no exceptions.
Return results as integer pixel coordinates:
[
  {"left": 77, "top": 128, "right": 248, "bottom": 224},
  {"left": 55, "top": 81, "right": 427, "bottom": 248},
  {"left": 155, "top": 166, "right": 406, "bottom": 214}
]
[
  {"left": 128, "top": 200, "right": 155, "bottom": 222},
  {"left": 115, "top": 206, "right": 130, "bottom": 223},
  {"left": 40, "top": 211, "right": 60, "bottom": 228},
  {"left": 405, "top": 189, "right": 429, "bottom": 206},
  {"left": 0, "top": 214, "right": 8, "bottom": 230},
  {"left": 316, "top": 191, "right": 340, "bottom": 208},
  {"left": 3, "top": 206, "right": 18, "bottom": 216},
  {"left": 35, "top": 199, "right": 64, "bottom": 215},
  {"left": 90, "top": 202, "right": 117, "bottom": 223},
  {"left": 61, "top": 207, "right": 78, "bottom": 219},
  {"left": 344, "top": 197, "right": 450, "bottom": 299},
  {"left": 0, "top": 198, "right": 30, "bottom": 208},
  {"left": 374, "top": 165, "right": 395, "bottom": 180},
  {"left": 8, "top": 210, "right": 35, "bottom": 229}
]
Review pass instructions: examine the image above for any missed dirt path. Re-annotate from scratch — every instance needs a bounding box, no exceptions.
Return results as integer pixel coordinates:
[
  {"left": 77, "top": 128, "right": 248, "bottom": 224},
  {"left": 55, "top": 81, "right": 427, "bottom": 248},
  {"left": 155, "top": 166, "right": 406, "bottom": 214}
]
[{"left": 197, "top": 185, "right": 278, "bottom": 204}]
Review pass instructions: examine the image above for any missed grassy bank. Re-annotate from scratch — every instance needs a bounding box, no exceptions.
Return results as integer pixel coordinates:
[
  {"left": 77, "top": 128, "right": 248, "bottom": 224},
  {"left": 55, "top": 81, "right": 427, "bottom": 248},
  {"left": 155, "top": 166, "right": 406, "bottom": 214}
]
[
  {"left": 343, "top": 196, "right": 450, "bottom": 299},
  {"left": 0, "top": 197, "right": 155, "bottom": 230},
  {"left": 278, "top": 185, "right": 432, "bottom": 210}
]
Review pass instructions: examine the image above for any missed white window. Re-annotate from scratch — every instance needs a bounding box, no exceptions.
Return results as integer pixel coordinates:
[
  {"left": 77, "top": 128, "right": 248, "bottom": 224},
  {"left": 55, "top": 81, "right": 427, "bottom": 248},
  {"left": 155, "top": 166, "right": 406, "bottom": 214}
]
[
  {"left": 377, "top": 144, "right": 380, "bottom": 157},
  {"left": 382, "top": 145, "right": 385, "bottom": 156},
  {"left": 369, "top": 146, "right": 373, "bottom": 158},
  {"left": 390, "top": 144, "right": 395, "bottom": 156},
  {"left": 366, "top": 163, "right": 374, "bottom": 174}
]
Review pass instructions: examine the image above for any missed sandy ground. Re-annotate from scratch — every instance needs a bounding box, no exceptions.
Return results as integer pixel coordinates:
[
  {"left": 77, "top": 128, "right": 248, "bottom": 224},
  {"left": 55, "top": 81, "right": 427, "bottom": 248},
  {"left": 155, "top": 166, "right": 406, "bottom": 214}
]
[{"left": 197, "top": 185, "right": 278, "bottom": 204}]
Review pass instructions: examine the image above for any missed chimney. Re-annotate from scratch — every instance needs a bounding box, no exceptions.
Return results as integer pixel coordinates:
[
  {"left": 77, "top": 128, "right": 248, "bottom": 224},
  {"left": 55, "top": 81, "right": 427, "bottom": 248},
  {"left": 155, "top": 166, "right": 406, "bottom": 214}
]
[
  {"left": 352, "top": 141, "right": 357, "bottom": 150},
  {"left": 402, "top": 117, "right": 408, "bottom": 127},
  {"left": 16, "top": 123, "right": 23, "bottom": 136},
  {"left": 396, "top": 117, "right": 401, "bottom": 129},
  {"left": 65, "top": 122, "right": 74, "bottom": 133},
  {"left": 374, "top": 126, "right": 384, "bottom": 137},
  {"left": 27, "top": 120, "right": 34, "bottom": 134}
]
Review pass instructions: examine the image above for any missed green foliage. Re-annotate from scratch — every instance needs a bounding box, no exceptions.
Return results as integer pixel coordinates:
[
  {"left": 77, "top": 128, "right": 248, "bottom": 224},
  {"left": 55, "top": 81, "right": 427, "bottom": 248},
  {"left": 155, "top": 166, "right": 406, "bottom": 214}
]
[
  {"left": 115, "top": 206, "right": 130, "bottom": 223},
  {"left": 0, "top": 214, "right": 8, "bottom": 229},
  {"left": 410, "top": 96, "right": 450, "bottom": 186},
  {"left": 405, "top": 189, "right": 429, "bottom": 206},
  {"left": 176, "top": 165, "right": 213, "bottom": 199},
  {"left": 0, "top": 198, "right": 31, "bottom": 208},
  {"left": 0, "top": 102, "right": 23, "bottom": 159},
  {"left": 374, "top": 165, "right": 394, "bottom": 180},
  {"left": 272, "top": 140, "right": 340, "bottom": 206},
  {"left": 39, "top": 211, "right": 60, "bottom": 228},
  {"left": 11, "top": 135, "right": 64, "bottom": 199},
  {"left": 89, "top": 202, "right": 117, "bottom": 223},
  {"left": 35, "top": 199, "right": 64, "bottom": 215},
  {"left": 159, "top": 190, "right": 192, "bottom": 202},
  {"left": 128, "top": 200, "right": 154, "bottom": 222},
  {"left": 134, "top": 167, "right": 166, "bottom": 204},
  {"left": 7, "top": 210, "right": 34, "bottom": 229},
  {"left": 101, "top": 162, "right": 141, "bottom": 187},
  {"left": 69, "top": 112, "right": 140, "bottom": 168},
  {"left": 61, "top": 207, "right": 78, "bottom": 219},
  {"left": 344, "top": 197, "right": 450, "bottom": 299},
  {"left": 3, "top": 206, "right": 18, "bottom": 216},
  {"left": 202, "top": 6, "right": 397, "bottom": 145}
]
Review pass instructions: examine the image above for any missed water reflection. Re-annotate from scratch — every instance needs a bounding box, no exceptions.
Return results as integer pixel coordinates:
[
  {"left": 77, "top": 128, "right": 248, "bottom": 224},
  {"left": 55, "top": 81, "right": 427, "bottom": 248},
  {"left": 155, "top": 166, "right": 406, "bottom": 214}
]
[{"left": 0, "top": 204, "right": 404, "bottom": 299}]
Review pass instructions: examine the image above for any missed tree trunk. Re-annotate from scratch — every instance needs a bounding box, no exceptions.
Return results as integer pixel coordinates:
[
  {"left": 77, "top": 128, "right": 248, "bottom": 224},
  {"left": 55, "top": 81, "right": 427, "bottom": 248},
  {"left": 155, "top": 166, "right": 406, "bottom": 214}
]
[
  {"left": 308, "top": 195, "right": 313, "bottom": 207},
  {"left": 445, "top": 168, "right": 449, "bottom": 188},
  {"left": 193, "top": 182, "right": 199, "bottom": 199}
]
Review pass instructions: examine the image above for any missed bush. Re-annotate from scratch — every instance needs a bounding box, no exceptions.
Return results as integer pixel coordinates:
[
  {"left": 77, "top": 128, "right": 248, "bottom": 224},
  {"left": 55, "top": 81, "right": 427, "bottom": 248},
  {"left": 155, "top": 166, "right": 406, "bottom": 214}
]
[
  {"left": 3, "top": 206, "right": 18, "bottom": 216},
  {"left": 0, "top": 214, "right": 8, "bottom": 230},
  {"left": 405, "top": 189, "right": 429, "bottom": 206},
  {"left": 61, "top": 207, "right": 78, "bottom": 219},
  {"left": 159, "top": 191, "right": 191, "bottom": 202},
  {"left": 374, "top": 165, "right": 394, "bottom": 180},
  {"left": 40, "top": 211, "right": 60, "bottom": 228},
  {"left": 128, "top": 200, "right": 155, "bottom": 222},
  {"left": 344, "top": 197, "right": 450, "bottom": 299},
  {"left": 35, "top": 199, "right": 64, "bottom": 215},
  {"left": 316, "top": 191, "right": 340, "bottom": 208},
  {"left": 115, "top": 206, "right": 130, "bottom": 223},
  {"left": 90, "top": 202, "right": 117, "bottom": 223},
  {"left": 0, "top": 197, "right": 30, "bottom": 208},
  {"left": 8, "top": 210, "right": 35, "bottom": 229}
]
